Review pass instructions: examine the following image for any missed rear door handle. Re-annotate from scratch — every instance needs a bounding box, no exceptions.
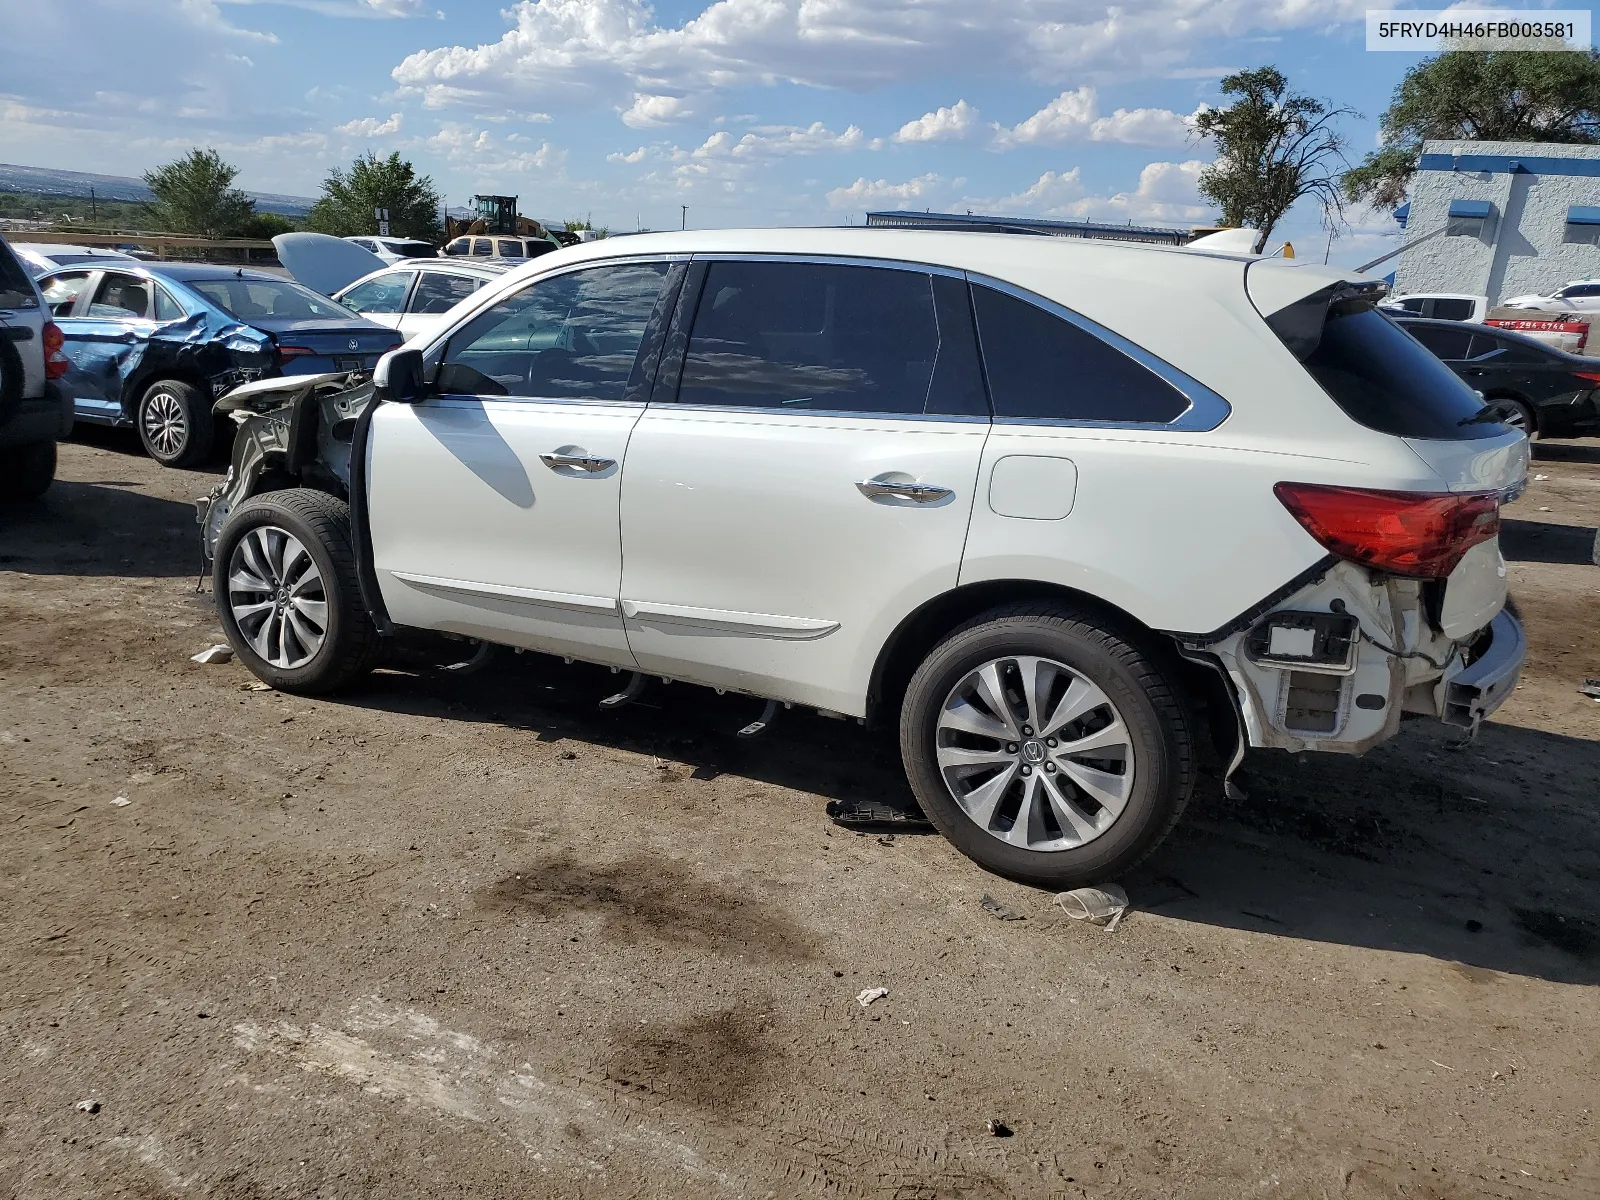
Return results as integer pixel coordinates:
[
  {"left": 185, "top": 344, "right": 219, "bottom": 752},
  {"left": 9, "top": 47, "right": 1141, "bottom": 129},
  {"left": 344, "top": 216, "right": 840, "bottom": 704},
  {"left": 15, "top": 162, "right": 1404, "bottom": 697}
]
[
  {"left": 856, "top": 479, "right": 952, "bottom": 503},
  {"left": 540, "top": 451, "right": 615, "bottom": 473}
]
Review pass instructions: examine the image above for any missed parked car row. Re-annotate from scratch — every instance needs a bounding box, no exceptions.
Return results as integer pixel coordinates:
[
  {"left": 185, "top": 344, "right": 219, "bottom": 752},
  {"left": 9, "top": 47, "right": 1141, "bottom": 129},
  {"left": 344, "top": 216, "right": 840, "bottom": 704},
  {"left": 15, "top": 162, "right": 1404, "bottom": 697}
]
[{"left": 190, "top": 227, "right": 1530, "bottom": 890}]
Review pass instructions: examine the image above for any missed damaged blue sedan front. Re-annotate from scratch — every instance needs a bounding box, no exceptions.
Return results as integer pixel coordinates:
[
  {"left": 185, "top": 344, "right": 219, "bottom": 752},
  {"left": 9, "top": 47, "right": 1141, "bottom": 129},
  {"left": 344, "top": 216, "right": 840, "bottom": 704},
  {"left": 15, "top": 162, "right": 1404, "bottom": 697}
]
[{"left": 37, "top": 262, "right": 401, "bottom": 467}]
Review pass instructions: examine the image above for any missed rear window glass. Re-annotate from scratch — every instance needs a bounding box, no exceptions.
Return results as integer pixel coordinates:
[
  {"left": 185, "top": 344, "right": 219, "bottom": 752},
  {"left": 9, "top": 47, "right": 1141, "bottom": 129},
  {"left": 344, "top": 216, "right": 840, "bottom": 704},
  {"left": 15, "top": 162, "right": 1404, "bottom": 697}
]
[
  {"left": 972, "top": 284, "right": 1189, "bottom": 423},
  {"left": 187, "top": 277, "right": 357, "bottom": 321},
  {"left": 384, "top": 241, "right": 437, "bottom": 259},
  {"left": 1282, "top": 296, "right": 1505, "bottom": 440},
  {"left": 1431, "top": 297, "right": 1475, "bottom": 321},
  {"left": 0, "top": 237, "right": 37, "bottom": 309}
]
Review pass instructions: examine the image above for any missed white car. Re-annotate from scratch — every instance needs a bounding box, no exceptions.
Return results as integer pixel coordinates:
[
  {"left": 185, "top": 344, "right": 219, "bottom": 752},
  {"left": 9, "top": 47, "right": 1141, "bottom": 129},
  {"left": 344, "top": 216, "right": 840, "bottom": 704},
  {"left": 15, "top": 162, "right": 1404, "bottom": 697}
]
[
  {"left": 333, "top": 260, "right": 510, "bottom": 342},
  {"left": 12, "top": 243, "right": 141, "bottom": 275},
  {"left": 200, "top": 228, "right": 1528, "bottom": 888},
  {"left": 342, "top": 236, "right": 438, "bottom": 265},
  {"left": 1501, "top": 280, "right": 1600, "bottom": 313},
  {"left": 1380, "top": 292, "right": 1488, "bottom": 322}
]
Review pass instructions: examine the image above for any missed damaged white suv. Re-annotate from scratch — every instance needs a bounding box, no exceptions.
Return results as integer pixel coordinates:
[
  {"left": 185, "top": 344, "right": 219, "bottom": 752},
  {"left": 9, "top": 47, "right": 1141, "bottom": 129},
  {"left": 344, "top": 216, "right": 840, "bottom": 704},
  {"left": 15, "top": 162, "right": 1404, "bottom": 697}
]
[{"left": 199, "top": 229, "right": 1527, "bottom": 887}]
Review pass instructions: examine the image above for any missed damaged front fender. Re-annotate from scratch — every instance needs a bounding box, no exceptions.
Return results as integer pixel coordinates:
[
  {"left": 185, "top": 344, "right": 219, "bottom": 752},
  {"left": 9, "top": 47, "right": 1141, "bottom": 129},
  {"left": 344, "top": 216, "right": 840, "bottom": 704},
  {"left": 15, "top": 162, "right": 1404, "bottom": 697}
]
[
  {"left": 65, "top": 309, "right": 275, "bottom": 419},
  {"left": 196, "top": 371, "right": 374, "bottom": 560}
]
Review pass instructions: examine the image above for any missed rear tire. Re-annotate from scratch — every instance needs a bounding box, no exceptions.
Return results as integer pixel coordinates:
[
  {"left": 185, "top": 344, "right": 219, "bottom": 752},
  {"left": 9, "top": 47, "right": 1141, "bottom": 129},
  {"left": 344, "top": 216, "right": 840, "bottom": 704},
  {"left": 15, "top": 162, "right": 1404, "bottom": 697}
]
[
  {"left": 137, "top": 379, "right": 213, "bottom": 467},
  {"left": 214, "top": 489, "right": 380, "bottom": 694},
  {"left": 899, "top": 604, "right": 1195, "bottom": 889},
  {"left": 1488, "top": 394, "right": 1536, "bottom": 439},
  {"left": 0, "top": 441, "right": 56, "bottom": 501}
]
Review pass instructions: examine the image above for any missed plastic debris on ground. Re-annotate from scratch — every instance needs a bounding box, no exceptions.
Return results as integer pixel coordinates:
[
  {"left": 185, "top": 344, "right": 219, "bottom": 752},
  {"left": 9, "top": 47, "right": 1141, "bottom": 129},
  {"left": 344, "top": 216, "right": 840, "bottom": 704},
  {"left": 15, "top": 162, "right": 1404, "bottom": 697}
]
[
  {"left": 190, "top": 644, "right": 234, "bottom": 665},
  {"left": 825, "top": 797, "right": 934, "bottom": 831},
  {"left": 1534, "top": 474, "right": 1550, "bottom": 481},
  {"left": 74, "top": 1100, "right": 100, "bottom": 1114},
  {"left": 855, "top": 986, "right": 889, "bottom": 1008},
  {"left": 110, "top": 796, "right": 131, "bottom": 807},
  {"left": 986, "top": 1119, "right": 1013, "bottom": 1137},
  {"left": 1579, "top": 679, "right": 1600, "bottom": 701},
  {"left": 980, "top": 893, "right": 1025, "bottom": 922},
  {"left": 1055, "top": 883, "right": 1130, "bottom": 931},
  {"left": 245, "top": 681, "right": 272, "bottom": 692}
]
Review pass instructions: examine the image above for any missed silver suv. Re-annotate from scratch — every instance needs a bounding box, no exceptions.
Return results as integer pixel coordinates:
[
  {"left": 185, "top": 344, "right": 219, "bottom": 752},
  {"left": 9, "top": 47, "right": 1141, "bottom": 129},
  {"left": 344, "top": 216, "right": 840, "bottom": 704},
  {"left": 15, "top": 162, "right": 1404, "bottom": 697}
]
[{"left": 0, "top": 235, "right": 72, "bottom": 500}]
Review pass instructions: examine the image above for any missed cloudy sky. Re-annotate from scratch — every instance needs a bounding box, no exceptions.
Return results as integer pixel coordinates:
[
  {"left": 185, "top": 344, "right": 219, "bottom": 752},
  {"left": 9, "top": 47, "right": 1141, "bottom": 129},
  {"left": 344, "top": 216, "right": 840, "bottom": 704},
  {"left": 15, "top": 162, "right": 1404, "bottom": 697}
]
[{"left": 0, "top": 0, "right": 1430, "bottom": 265}]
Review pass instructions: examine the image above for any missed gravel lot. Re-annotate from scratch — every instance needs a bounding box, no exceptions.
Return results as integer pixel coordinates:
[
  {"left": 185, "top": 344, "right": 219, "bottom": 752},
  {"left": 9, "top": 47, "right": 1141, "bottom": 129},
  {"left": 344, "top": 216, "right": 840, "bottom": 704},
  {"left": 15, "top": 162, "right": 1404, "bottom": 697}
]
[{"left": 2, "top": 431, "right": 1598, "bottom": 1199}]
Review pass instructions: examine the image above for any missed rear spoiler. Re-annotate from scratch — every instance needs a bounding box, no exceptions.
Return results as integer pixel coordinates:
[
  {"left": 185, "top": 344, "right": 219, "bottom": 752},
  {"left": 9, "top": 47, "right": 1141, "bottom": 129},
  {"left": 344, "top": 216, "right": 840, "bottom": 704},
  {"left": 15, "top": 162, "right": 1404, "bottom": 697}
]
[{"left": 1251, "top": 277, "right": 1390, "bottom": 361}]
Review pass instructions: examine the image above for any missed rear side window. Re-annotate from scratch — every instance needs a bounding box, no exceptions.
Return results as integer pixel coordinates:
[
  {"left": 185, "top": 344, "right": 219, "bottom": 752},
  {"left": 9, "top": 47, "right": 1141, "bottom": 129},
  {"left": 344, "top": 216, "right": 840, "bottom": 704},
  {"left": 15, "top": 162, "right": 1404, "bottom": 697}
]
[
  {"left": 1469, "top": 333, "right": 1547, "bottom": 364},
  {"left": 0, "top": 237, "right": 37, "bottom": 309},
  {"left": 1405, "top": 323, "right": 1473, "bottom": 360},
  {"left": 1430, "top": 297, "right": 1475, "bottom": 321},
  {"left": 154, "top": 285, "right": 185, "bottom": 322},
  {"left": 438, "top": 262, "right": 667, "bottom": 400},
  {"left": 1274, "top": 291, "right": 1503, "bottom": 440},
  {"left": 972, "top": 284, "right": 1189, "bottom": 423},
  {"left": 675, "top": 260, "right": 987, "bottom": 417},
  {"left": 409, "top": 272, "right": 481, "bottom": 315},
  {"left": 472, "top": 238, "right": 492, "bottom": 256},
  {"left": 496, "top": 239, "right": 526, "bottom": 258}
]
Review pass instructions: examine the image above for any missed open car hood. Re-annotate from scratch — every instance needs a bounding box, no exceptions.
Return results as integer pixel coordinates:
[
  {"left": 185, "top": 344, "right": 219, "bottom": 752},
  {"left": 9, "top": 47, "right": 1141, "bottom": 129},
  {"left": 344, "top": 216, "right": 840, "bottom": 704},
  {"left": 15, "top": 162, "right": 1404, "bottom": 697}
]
[{"left": 272, "top": 232, "right": 387, "bottom": 298}]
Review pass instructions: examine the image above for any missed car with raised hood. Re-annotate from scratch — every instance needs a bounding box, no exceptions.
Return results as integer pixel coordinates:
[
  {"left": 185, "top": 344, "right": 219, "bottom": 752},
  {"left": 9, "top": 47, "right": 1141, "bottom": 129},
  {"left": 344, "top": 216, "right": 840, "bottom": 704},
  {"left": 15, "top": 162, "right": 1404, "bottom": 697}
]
[
  {"left": 1399, "top": 315, "right": 1600, "bottom": 438},
  {"left": 35, "top": 261, "right": 400, "bottom": 466},
  {"left": 342, "top": 236, "right": 438, "bottom": 264},
  {"left": 0, "top": 234, "right": 73, "bottom": 500},
  {"left": 195, "top": 228, "right": 1528, "bottom": 889}
]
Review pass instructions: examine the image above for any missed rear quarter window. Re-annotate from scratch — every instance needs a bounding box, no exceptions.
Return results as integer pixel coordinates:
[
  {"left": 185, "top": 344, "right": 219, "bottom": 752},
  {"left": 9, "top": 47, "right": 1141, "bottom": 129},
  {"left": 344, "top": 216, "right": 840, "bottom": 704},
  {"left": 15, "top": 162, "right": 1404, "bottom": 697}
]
[
  {"left": 0, "top": 238, "right": 38, "bottom": 309},
  {"left": 1274, "top": 291, "right": 1504, "bottom": 440}
]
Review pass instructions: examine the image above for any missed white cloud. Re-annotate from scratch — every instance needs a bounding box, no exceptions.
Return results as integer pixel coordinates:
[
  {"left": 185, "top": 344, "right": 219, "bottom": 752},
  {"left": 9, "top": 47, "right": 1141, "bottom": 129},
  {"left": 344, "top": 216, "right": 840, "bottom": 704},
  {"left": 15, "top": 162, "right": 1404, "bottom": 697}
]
[
  {"left": 894, "top": 99, "right": 980, "bottom": 144},
  {"left": 218, "top": 0, "right": 427, "bottom": 16},
  {"left": 966, "top": 159, "right": 1211, "bottom": 225},
  {"left": 419, "top": 122, "right": 565, "bottom": 174},
  {"left": 826, "top": 172, "right": 945, "bottom": 210},
  {"left": 391, "top": 0, "right": 1367, "bottom": 114},
  {"left": 608, "top": 146, "right": 650, "bottom": 163},
  {"left": 336, "top": 112, "right": 403, "bottom": 137},
  {"left": 621, "top": 93, "right": 693, "bottom": 128},
  {"left": 996, "top": 86, "right": 1201, "bottom": 148},
  {"left": 691, "top": 122, "right": 873, "bottom": 158}
]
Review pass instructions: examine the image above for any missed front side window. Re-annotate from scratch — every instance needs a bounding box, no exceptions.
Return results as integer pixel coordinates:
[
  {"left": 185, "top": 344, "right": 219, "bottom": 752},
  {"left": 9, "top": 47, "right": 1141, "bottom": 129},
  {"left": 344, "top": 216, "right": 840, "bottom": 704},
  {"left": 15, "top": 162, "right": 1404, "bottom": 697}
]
[
  {"left": 1558, "top": 283, "right": 1600, "bottom": 299},
  {"left": 41, "top": 271, "right": 93, "bottom": 318},
  {"left": 409, "top": 272, "right": 482, "bottom": 315},
  {"left": 438, "top": 262, "right": 668, "bottom": 400},
  {"left": 675, "top": 260, "right": 987, "bottom": 416},
  {"left": 340, "top": 273, "right": 413, "bottom": 315},
  {"left": 972, "top": 284, "right": 1190, "bottom": 423},
  {"left": 87, "top": 272, "right": 151, "bottom": 319}
]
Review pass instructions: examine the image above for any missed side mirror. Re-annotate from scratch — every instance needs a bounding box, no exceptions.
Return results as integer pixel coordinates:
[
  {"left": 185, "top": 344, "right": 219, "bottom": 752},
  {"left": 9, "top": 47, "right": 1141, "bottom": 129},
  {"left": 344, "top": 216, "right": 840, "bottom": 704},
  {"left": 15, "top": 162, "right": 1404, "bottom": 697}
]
[{"left": 373, "top": 347, "right": 425, "bottom": 404}]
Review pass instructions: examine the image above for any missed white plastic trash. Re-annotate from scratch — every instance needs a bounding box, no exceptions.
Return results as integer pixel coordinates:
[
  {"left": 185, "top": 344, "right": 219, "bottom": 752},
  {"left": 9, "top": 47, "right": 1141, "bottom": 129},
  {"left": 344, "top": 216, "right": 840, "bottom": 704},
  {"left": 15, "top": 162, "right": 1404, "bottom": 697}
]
[
  {"left": 855, "top": 987, "right": 889, "bottom": 1008},
  {"left": 1055, "top": 883, "right": 1130, "bottom": 931},
  {"left": 191, "top": 644, "right": 234, "bottom": 665}
]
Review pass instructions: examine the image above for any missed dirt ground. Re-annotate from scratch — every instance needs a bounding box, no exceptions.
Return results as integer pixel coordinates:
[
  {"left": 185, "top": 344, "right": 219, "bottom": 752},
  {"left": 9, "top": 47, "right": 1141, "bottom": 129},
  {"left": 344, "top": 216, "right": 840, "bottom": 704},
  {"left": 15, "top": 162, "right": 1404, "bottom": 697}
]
[{"left": 2, "top": 428, "right": 1598, "bottom": 1200}]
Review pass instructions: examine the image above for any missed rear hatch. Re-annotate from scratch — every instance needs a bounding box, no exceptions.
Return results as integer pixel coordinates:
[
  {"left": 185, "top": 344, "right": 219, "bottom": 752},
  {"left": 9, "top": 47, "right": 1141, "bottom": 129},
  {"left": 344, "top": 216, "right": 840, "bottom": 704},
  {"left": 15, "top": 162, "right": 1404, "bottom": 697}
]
[{"left": 1247, "top": 261, "right": 1527, "bottom": 638}]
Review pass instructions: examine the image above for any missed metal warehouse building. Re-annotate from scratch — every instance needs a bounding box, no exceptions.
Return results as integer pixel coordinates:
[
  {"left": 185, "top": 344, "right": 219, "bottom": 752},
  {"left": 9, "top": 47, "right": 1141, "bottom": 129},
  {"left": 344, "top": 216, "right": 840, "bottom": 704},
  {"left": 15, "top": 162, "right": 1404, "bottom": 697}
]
[{"left": 1392, "top": 139, "right": 1600, "bottom": 304}]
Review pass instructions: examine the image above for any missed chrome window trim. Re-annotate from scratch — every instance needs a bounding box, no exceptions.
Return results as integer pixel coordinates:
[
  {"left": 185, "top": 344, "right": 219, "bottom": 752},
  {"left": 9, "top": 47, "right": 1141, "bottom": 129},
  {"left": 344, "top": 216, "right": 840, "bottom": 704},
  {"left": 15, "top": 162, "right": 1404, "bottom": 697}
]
[
  {"left": 428, "top": 395, "right": 647, "bottom": 412},
  {"left": 966, "top": 272, "right": 1232, "bottom": 433},
  {"left": 644, "top": 402, "right": 990, "bottom": 424}
]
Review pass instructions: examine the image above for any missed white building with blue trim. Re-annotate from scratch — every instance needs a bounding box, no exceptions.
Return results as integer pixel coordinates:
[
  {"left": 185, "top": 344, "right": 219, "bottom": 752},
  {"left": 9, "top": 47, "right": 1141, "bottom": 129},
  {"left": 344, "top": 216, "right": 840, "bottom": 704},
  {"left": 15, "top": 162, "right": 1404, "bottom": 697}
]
[{"left": 1391, "top": 139, "right": 1600, "bottom": 304}]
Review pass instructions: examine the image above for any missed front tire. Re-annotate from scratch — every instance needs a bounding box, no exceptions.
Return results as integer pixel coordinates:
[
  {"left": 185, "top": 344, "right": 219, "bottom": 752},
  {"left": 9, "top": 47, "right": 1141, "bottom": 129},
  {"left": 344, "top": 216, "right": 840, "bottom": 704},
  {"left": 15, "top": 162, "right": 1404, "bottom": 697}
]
[
  {"left": 214, "top": 489, "right": 379, "bottom": 694},
  {"left": 900, "top": 605, "right": 1195, "bottom": 889},
  {"left": 0, "top": 441, "right": 56, "bottom": 501},
  {"left": 137, "top": 379, "right": 213, "bottom": 467}
]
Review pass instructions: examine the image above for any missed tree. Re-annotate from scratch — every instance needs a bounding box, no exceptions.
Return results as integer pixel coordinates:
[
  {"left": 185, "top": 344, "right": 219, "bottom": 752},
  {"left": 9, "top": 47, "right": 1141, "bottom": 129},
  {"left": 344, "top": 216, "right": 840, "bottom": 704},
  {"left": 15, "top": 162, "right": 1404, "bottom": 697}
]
[
  {"left": 143, "top": 148, "right": 256, "bottom": 237},
  {"left": 236, "top": 211, "right": 296, "bottom": 239},
  {"left": 1192, "top": 66, "right": 1354, "bottom": 251},
  {"left": 1344, "top": 50, "right": 1600, "bottom": 211},
  {"left": 307, "top": 152, "right": 443, "bottom": 241}
]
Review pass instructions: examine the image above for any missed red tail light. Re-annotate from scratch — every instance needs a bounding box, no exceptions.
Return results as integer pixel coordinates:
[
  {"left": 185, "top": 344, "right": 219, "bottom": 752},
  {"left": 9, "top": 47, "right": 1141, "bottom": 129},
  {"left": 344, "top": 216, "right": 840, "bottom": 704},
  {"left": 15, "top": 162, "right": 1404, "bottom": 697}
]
[
  {"left": 1574, "top": 371, "right": 1600, "bottom": 385},
  {"left": 42, "top": 321, "right": 68, "bottom": 380},
  {"left": 1274, "top": 482, "right": 1500, "bottom": 579},
  {"left": 276, "top": 345, "right": 316, "bottom": 367}
]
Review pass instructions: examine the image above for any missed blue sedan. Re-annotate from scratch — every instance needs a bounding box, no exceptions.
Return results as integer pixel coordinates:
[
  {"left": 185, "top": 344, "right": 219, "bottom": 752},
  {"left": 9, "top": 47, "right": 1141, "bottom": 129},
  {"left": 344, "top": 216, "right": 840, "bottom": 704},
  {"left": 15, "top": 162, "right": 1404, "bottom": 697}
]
[{"left": 36, "top": 262, "right": 401, "bottom": 466}]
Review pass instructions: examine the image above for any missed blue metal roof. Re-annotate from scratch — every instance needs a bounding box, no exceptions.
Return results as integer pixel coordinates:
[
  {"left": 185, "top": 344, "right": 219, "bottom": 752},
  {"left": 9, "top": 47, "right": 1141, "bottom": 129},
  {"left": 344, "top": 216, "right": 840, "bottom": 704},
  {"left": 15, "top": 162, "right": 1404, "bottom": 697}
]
[
  {"left": 1448, "top": 199, "right": 1492, "bottom": 219},
  {"left": 1420, "top": 152, "right": 1600, "bottom": 178},
  {"left": 1567, "top": 205, "right": 1600, "bottom": 226}
]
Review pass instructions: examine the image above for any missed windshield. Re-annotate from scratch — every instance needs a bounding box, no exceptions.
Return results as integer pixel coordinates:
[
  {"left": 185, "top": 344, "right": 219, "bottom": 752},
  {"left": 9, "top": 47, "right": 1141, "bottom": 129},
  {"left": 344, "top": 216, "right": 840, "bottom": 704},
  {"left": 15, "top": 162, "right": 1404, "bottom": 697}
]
[{"left": 185, "top": 277, "right": 359, "bottom": 322}]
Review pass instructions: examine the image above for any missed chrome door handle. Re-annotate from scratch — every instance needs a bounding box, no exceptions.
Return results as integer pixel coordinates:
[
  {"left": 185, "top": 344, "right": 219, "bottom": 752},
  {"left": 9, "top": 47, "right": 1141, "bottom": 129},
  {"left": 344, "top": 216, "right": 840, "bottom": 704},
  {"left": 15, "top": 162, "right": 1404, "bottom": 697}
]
[
  {"left": 855, "top": 479, "right": 952, "bottom": 503},
  {"left": 540, "top": 452, "right": 615, "bottom": 473}
]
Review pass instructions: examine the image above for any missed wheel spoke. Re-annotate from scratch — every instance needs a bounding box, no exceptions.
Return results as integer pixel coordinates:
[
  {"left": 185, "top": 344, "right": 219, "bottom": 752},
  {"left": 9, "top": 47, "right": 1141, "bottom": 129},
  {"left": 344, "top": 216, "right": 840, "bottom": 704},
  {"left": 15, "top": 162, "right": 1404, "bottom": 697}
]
[
  {"left": 1039, "top": 772, "right": 1103, "bottom": 842},
  {"left": 280, "top": 537, "right": 311, "bottom": 587},
  {"left": 229, "top": 566, "right": 272, "bottom": 594},
  {"left": 1056, "top": 715, "right": 1130, "bottom": 758},
  {"left": 241, "top": 532, "right": 274, "bottom": 586},
  {"left": 289, "top": 597, "right": 327, "bottom": 631},
  {"left": 1039, "top": 677, "right": 1111, "bottom": 738},
  {"left": 937, "top": 744, "right": 1016, "bottom": 772},
  {"left": 230, "top": 599, "right": 274, "bottom": 622},
  {"left": 1016, "top": 656, "right": 1058, "bottom": 734},
  {"left": 1056, "top": 759, "right": 1132, "bottom": 819},
  {"left": 1004, "top": 774, "right": 1043, "bottom": 846},
  {"left": 957, "top": 762, "right": 1019, "bottom": 827},
  {"left": 969, "top": 662, "right": 1021, "bottom": 738},
  {"left": 938, "top": 696, "right": 1012, "bottom": 741}
]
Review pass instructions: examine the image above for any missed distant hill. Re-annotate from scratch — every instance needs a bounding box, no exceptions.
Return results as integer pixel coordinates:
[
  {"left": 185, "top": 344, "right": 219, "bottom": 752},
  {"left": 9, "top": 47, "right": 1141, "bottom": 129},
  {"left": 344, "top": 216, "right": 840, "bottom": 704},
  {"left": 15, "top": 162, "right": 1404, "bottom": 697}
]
[{"left": 0, "top": 163, "right": 315, "bottom": 216}]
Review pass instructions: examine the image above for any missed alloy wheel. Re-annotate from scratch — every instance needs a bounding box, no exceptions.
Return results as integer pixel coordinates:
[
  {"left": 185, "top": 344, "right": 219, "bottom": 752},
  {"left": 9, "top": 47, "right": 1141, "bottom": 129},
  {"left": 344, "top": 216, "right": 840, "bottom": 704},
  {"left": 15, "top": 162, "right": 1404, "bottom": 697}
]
[
  {"left": 141, "top": 388, "right": 188, "bottom": 459},
  {"left": 935, "top": 655, "right": 1135, "bottom": 851},
  {"left": 227, "top": 525, "right": 328, "bottom": 669}
]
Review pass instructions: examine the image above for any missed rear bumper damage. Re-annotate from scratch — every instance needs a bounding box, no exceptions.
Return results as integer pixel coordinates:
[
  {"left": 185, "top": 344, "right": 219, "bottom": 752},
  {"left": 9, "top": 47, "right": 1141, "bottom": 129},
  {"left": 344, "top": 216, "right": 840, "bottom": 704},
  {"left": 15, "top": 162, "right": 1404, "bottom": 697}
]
[{"left": 1186, "top": 558, "right": 1526, "bottom": 757}]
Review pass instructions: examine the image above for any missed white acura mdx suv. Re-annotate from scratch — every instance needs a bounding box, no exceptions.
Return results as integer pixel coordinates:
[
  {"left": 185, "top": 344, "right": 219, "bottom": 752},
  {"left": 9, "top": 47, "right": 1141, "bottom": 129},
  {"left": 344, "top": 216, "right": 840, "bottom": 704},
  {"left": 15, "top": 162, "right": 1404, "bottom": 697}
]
[{"left": 202, "top": 228, "right": 1528, "bottom": 888}]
